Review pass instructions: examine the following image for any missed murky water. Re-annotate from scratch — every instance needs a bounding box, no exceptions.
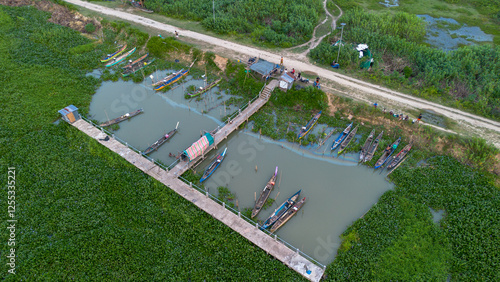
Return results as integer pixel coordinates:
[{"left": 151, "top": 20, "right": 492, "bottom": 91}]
[
  {"left": 418, "top": 15, "right": 493, "bottom": 51},
  {"left": 89, "top": 77, "right": 393, "bottom": 265}
]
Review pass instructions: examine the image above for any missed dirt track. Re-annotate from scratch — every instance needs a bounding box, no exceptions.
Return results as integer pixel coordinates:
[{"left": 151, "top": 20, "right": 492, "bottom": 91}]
[{"left": 65, "top": 0, "right": 500, "bottom": 147}]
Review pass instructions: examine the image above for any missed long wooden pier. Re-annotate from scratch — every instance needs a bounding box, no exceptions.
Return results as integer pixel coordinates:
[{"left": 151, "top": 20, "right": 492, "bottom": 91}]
[{"left": 69, "top": 79, "right": 324, "bottom": 281}]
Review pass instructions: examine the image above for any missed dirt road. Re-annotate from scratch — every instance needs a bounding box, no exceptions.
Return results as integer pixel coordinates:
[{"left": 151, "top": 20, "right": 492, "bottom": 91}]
[{"left": 65, "top": 0, "right": 500, "bottom": 147}]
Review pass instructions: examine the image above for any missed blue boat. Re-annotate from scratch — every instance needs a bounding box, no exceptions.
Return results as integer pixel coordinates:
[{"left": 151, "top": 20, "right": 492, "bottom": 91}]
[
  {"left": 374, "top": 137, "right": 401, "bottom": 169},
  {"left": 331, "top": 122, "right": 353, "bottom": 151},
  {"left": 261, "top": 190, "right": 301, "bottom": 229},
  {"left": 297, "top": 111, "right": 321, "bottom": 140},
  {"left": 200, "top": 148, "right": 227, "bottom": 183}
]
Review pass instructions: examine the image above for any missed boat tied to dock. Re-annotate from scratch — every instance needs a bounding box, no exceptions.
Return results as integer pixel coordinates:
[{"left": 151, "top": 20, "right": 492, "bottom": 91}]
[{"left": 251, "top": 166, "right": 278, "bottom": 218}]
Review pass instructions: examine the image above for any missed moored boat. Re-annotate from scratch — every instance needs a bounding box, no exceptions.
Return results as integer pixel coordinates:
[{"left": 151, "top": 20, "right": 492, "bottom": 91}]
[
  {"left": 386, "top": 143, "right": 412, "bottom": 170},
  {"left": 143, "top": 122, "right": 179, "bottom": 155},
  {"left": 261, "top": 190, "right": 301, "bottom": 229},
  {"left": 154, "top": 69, "right": 189, "bottom": 91},
  {"left": 200, "top": 148, "right": 227, "bottom": 183},
  {"left": 99, "top": 108, "right": 143, "bottom": 127},
  {"left": 122, "top": 58, "right": 155, "bottom": 77},
  {"left": 359, "top": 129, "right": 375, "bottom": 162},
  {"left": 123, "top": 53, "right": 149, "bottom": 69},
  {"left": 364, "top": 131, "right": 383, "bottom": 162},
  {"left": 331, "top": 122, "right": 353, "bottom": 151},
  {"left": 101, "top": 44, "right": 127, "bottom": 63},
  {"left": 338, "top": 125, "right": 359, "bottom": 154},
  {"left": 187, "top": 78, "right": 222, "bottom": 98},
  {"left": 105, "top": 47, "right": 137, "bottom": 67},
  {"left": 298, "top": 111, "right": 322, "bottom": 140},
  {"left": 251, "top": 167, "right": 278, "bottom": 218},
  {"left": 270, "top": 196, "right": 306, "bottom": 233},
  {"left": 374, "top": 137, "right": 401, "bottom": 169}
]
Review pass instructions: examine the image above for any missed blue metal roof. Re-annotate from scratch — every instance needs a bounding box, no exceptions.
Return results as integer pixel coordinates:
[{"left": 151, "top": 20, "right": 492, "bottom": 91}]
[
  {"left": 280, "top": 72, "right": 295, "bottom": 83},
  {"left": 58, "top": 105, "right": 79, "bottom": 116},
  {"left": 249, "top": 60, "right": 277, "bottom": 76}
]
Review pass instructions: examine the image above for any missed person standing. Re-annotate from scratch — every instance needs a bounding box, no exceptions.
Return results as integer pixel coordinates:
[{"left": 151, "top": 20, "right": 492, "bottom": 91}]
[
  {"left": 417, "top": 113, "right": 422, "bottom": 123},
  {"left": 280, "top": 56, "right": 283, "bottom": 67},
  {"left": 175, "top": 31, "right": 179, "bottom": 38}
]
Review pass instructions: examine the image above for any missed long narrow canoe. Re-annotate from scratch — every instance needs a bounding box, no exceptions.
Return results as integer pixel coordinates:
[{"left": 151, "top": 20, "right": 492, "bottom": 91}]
[
  {"left": 99, "top": 108, "right": 143, "bottom": 127},
  {"left": 152, "top": 70, "right": 183, "bottom": 87},
  {"left": 122, "top": 58, "right": 155, "bottom": 77},
  {"left": 317, "top": 129, "right": 334, "bottom": 148},
  {"left": 251, "top": 166, "right": 278, "bottom": 218},
  {"left": 374, "top": 137, "right": 401, "bottom": 169},
  {"left": 331, "top": 122, "right": 353, "bottom": 151},
  {"left": 359, "top": 129, "right": 375, "bottom": 162},
  {"left": 187, "top": 78, "right": 222, "bottom": 98},
  {"left": 270, "top": 197, "right": 306, "bottom": 233},
  {"left": 154, "top": 69, "right": 189, "bottom": 91},
  {"left": 338, "top": 125, "right": 359, "bottom": 154},
  {"left": 262, "top": 190, "right": 301, "bottom": 230},
  {"left": 364, "top": 131, "right": 383, "bottom": 162},
  {"left": 101, "top": 44, "right": 127, "bottom": 63},
  {"left": 200, "top": 148, "right": 227, "bottom": 183},
  {"left": 105, "top": 47, "right": 137, "bottom": 67},
  {"left": 143, "top": 122, "right": 179, "bottom": 155},
  {"left": 298, "top": 111, "right": 321, "bottom": 140},
  {"left": 123, "top": 53, "right": 149, "bottom": 69},
  {"left": 386, "top": 144, "right": 412, "bottom": 170}
]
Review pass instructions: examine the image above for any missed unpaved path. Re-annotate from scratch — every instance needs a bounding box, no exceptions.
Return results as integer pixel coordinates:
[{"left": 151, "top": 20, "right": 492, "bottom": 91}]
[
  {"left": 287, "top": 0, "right": 342, "bottom": 59},
  {"left": 65, "top": 0, "right": 500, "bottom": 148}
]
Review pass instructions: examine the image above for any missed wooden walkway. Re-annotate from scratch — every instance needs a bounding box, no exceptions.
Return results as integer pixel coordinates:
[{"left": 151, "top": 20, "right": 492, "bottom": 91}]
[
  {"left": 169, "top": 80, "right": 279, "bottom": 176},
  {"left": 71, "top": 116, "right": 324, "bottom": 281},
  {"left": 69, "top": 79, "right": 324, "bottom": 281}
]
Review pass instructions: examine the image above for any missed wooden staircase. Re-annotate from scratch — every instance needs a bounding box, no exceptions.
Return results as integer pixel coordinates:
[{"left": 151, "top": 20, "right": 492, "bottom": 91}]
[{"left": 260, "top": 80, "right": 279, "bottom": 100}]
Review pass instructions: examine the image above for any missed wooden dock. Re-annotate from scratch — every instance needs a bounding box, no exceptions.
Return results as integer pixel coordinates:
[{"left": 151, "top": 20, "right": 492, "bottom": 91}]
[
  {"left": 170, "top": 80, "right": 278, "bottom": 176},
  {"left": 69, "top": 79, "right": 324, "bottom": 281}
]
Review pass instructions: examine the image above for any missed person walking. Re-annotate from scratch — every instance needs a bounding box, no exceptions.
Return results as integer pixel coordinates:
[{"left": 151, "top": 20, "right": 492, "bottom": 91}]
[
  {"left": 417, "top": 113, "right": 422, "bottom": 123},
  {"left": 175, "top": 31, "right": 179, "bottom": 38}
]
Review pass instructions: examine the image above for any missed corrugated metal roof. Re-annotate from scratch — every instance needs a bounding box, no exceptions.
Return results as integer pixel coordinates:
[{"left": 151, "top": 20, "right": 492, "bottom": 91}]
[
  {"left": 280, "top": 72, "right": 295, "bottom": 83},
  {"left": 58, "top": 105, "right": 78, "bottom": 116},
  {"left": 249, "top": 60, "right": 277, "bottom": 76}
]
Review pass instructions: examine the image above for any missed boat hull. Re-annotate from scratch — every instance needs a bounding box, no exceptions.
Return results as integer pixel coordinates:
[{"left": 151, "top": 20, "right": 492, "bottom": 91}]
[
  {"left": 270, "top": 197, "right": 306, "bottom": 233},
  {"left": 200, "top": 148, "right": 227, "bottom": 183},
  {"left": 298, "top": 111, "right": 322, "bottom": 140},
  {"left": 101, "top": 45, "right": 127, "bottom": 63},
  {"left": 251, "top": 167, "right": 278, "bottom": 218},
  {"left": 262, "top": 190, "right": 301, "bottom": 229}
]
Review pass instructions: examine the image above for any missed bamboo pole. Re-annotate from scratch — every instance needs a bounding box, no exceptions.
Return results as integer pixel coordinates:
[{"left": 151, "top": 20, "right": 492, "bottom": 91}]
[
  {"left": 274, "top": 191, "right": 280, "bottom": 201},
  {"left": 278, "top": 170, "right": 282, "bottom": 188},
  {"left": 254, "top": 191, "right": 257, "bottom": 202}
]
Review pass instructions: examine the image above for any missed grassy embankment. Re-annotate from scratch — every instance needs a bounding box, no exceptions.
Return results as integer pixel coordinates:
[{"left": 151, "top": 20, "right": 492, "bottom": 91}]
[
  {"left": 0, "top": 5, "right": 305, "bottom": 280},
  {"left": 310, "top": 0, "right": 500, "bottom": 121}
]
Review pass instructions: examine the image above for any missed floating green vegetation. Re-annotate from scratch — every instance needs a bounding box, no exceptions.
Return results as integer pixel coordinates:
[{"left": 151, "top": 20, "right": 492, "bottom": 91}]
[
  {"left": 262, "top": 197, "right": 275, "bottom": 209},
  {"left": 0, "top": 5, "right": 303, "bottom": 280}
]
